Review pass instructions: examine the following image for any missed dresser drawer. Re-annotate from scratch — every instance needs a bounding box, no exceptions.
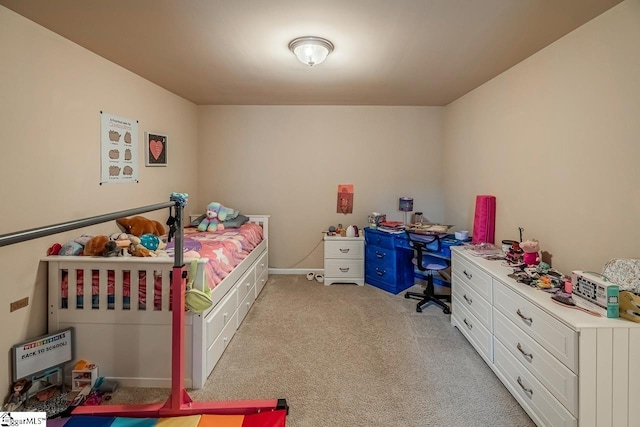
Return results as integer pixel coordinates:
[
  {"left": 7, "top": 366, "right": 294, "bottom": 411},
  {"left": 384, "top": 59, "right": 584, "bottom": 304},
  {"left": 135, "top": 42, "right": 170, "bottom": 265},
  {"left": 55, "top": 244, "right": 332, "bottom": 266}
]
[
  {"left": 452, "top": 294, "right": 493, "bottom": 362},
  {"left": 325, "top": 240, "right": 364, "bottom": 259},
  {"left": 452, "top": 252, "right": 492, "bottom": 302},
  {"left": 494, "top": 309, "right": 578, "bottom": 416},
  {"left": 493, "top": 280, "right": 578, "bottom": 373},
  {"left": 365, "top": 246, "right": 398, "bottom": 274},
  {"left": 494, "top": 340, "right": 577, "bottom": 427},
  {"left": 325, "top": 259, "right": 364, "bottom": 278},
  {"left": 452, "top": 272, "right": 493, "bottom": 331}
]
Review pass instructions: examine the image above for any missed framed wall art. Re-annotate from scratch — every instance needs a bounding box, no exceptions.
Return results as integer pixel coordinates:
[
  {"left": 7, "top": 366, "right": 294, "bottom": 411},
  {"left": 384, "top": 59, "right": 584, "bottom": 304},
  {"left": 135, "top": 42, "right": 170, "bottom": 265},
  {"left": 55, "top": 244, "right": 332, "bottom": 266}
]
[{"left": 145, "top": 132, "right": 168, "bottom": 167}]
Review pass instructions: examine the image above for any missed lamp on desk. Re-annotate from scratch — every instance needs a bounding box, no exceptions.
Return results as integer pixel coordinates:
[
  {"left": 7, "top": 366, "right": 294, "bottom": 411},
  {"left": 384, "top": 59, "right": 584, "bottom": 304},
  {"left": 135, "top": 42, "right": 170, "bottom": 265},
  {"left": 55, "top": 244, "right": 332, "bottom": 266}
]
[{"left": 399, "top": 197, "right": 413, "bottom": 225}]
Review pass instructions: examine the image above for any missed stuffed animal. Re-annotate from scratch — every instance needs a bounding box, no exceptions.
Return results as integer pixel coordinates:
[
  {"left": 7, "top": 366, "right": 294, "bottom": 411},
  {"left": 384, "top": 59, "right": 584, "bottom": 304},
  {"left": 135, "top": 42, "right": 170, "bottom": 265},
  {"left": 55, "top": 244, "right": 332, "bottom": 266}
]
[
  {"left": 116, "top": 216, "right": 165, "bottom": 237},
  {"left": 198, "top": 202, "right": 231, "bottom": 232},
  {"left": 521, "top": 239, "right": 541, "bottom": 266},
  {"left": 83, "top": 235, "right": 110, "bottom": 256}
]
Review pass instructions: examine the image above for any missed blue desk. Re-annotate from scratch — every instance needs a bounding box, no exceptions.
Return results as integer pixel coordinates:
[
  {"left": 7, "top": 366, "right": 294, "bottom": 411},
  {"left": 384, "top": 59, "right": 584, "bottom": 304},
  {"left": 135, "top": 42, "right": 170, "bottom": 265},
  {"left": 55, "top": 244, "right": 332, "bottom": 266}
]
[{"left": 364, "top": 227, "right": 462, "bottom": 294}]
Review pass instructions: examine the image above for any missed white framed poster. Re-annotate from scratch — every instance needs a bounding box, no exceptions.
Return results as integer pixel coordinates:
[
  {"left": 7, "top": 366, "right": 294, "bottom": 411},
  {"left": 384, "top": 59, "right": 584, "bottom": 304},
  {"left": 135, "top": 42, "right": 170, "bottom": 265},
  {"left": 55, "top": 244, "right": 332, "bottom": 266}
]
[{"left": 100, "top": 112, "right": 139, "bottom": 184}]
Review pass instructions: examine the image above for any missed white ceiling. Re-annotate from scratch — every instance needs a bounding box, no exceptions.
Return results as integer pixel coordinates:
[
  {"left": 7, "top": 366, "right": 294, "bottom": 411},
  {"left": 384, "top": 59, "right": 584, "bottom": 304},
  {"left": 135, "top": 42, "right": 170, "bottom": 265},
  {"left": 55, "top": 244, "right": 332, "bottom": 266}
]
[{"left": 0, "top": 0, "right": 623, "bottom": 106}]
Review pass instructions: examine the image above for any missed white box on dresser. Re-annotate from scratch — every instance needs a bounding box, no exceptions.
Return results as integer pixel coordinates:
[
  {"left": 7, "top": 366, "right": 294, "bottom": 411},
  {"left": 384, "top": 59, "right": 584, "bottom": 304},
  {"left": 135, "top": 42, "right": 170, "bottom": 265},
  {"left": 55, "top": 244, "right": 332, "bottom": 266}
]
[
  {"left": 451, "top": 246, "right": 640, "bottom": 427},
  {"left": 323, "top": 235, "right": 364, "bottom": 286}
]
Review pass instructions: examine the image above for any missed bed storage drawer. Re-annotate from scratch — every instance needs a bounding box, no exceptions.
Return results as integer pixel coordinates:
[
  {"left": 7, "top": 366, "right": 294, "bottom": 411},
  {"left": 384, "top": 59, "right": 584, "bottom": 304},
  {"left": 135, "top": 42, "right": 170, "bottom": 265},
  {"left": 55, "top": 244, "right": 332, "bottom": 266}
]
[
  {"left": 207, "top": 311, "right": 238, "bottom": 373},
  {"left": 237, "top": 283, "right": 256, "bottom": 326},
  {"left": 236, "top": 268, "right": 256, "bottom": 305},
  {"left": 206, "top": 288, "right": 237, "bottom": 348},
  {"left": 256, "top": 268, "right": 268, "bottom": 297},
  {"left": 254, "top": 250, "right": 268, "bottom": 282}
]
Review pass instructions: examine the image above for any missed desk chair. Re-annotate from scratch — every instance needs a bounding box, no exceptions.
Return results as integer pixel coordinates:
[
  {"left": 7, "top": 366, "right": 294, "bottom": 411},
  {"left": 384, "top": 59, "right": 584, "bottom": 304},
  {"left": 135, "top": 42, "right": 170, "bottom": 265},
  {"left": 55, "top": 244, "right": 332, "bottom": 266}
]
[{"left": 404, "top": 231, "right": 451, "bottom": 314}]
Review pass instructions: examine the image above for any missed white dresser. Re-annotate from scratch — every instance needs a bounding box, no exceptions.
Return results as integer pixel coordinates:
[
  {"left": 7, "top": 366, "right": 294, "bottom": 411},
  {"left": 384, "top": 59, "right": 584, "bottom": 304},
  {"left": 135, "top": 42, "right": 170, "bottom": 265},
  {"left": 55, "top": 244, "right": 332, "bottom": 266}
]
[
  {"left": 451, "top": 246, "right": 640, "bottom": 427},
  {"left": 323, "top": 234, "right": 364, "bottom": 286}
]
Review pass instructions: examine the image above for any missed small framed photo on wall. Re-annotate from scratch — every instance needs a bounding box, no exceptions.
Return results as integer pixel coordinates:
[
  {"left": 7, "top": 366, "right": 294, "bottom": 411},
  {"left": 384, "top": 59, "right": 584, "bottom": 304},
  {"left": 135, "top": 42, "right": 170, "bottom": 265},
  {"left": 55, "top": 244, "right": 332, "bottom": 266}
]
[{"left": 145, "top": 132, "right": 168, "bottom": 167}]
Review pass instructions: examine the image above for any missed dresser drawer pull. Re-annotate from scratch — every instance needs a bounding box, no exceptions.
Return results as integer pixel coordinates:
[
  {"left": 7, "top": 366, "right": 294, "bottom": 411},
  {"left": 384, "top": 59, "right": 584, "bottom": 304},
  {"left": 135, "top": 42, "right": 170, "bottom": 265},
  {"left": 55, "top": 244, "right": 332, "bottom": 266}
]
[
  {"left": 463, "top": 270, "right": 472, "bottom": 279},
  {"left": 375, "top": 251, "right": 386, "bottom": 258},
  {"left": 339, "top": 248, "right": 350, "bottom": 253},
  {"left": 463, "top": 294, "right": 472, "bottom": 304},
  {"left": 516, "top": 309, "right": 533, "bottom": 324},
  {"left": 375, "top": 268, "right": 386, "bottom": 276},
  {"left": 339, "top": 267, "right": 350, "bottom": 272},
  {"left": 517, "top": 343, "right": 533, "bottom": 361},
  {"left": 463, "top": 318, "right": 473, "bottom": 330},
  {"left": 517, "top": 376, "right": 533, "bottom": 397}
]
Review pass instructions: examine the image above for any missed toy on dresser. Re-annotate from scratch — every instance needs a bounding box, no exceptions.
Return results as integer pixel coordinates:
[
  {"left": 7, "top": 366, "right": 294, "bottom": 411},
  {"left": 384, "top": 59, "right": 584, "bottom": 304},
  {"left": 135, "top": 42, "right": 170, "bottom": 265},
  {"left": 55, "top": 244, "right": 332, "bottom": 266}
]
[{"left": 521, "top": 239, "right": 541, "bottom": 266}]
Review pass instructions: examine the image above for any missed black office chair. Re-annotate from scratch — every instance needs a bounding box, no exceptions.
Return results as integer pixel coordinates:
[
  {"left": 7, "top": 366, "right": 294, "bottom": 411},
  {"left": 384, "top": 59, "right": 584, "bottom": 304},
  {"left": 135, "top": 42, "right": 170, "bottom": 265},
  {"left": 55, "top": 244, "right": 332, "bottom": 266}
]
[{"left": 404, "top": 230, "right": 451, "bottom": 314}]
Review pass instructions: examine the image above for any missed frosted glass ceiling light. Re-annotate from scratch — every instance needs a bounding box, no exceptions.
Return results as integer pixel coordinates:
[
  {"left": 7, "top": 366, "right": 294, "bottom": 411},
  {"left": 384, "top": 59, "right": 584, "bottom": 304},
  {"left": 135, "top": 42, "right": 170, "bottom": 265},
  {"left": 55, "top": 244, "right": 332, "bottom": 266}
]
[{"left": 288, "top": 36, "right": 334, "bottom": 66}]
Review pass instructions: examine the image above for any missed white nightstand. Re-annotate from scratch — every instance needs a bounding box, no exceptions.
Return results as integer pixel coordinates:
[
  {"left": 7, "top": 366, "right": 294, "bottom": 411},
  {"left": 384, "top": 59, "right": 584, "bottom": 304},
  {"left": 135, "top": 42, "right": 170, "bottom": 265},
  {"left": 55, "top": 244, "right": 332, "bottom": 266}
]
[{"left": 323, "top": 234, "right": 364, "bottom": 286}]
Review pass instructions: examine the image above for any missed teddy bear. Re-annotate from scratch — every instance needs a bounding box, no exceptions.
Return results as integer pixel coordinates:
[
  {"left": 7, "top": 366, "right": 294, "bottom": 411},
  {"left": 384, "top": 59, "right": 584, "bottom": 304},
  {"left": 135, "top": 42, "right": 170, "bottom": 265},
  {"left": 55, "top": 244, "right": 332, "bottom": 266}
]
[
  {"left": 520, "top": 239, "right": 541, "bottom": 266},
  {"left": 198, "top": 202, "right": 232, "bottom": 232},
  {"left": 116, "top": 216, "right": 166, "bottom": 237}
]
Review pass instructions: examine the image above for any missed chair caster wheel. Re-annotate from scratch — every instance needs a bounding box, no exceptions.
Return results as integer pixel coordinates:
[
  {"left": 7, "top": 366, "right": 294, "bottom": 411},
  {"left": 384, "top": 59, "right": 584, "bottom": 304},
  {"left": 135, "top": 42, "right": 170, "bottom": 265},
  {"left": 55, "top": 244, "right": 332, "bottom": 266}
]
[
  {"left": 416, "top": 307, "right": 422, "bottom": 313},
  {"left": 404, "top": 294, "right": 410, "bottom": 299},
  {"left": 443, "top": 308, "right": 451, "bottom": 314}
]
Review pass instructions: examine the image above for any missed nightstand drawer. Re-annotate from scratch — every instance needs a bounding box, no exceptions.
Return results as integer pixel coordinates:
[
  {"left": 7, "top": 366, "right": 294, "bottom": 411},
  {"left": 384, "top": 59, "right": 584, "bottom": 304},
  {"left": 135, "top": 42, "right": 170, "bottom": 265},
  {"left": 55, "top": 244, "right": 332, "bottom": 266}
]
[
  {"left": 325, "top": 259, "right": 363, "bottom": 278},
  {"left": 325, "top": 240, "right": 364, "bottom": 259}
]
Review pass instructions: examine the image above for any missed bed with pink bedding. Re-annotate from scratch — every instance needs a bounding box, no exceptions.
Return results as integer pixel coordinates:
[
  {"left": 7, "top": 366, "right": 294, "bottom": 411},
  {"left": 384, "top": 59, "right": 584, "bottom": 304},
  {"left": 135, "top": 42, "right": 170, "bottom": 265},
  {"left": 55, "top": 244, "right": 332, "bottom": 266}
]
[
  {"left": 59, "top": 223, "right": 264, "bottom": 310},
  {"left": 46, "top": 215, "right": 270, "bottom": 390}
]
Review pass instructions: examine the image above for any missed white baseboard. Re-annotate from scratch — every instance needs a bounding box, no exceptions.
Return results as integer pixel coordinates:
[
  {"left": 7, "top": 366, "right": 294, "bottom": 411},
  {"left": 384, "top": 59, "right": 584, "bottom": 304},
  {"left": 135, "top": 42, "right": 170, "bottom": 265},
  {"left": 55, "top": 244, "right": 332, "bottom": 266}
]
[{"left": 268, "top": 268, "right": 324, "bottom": 275}]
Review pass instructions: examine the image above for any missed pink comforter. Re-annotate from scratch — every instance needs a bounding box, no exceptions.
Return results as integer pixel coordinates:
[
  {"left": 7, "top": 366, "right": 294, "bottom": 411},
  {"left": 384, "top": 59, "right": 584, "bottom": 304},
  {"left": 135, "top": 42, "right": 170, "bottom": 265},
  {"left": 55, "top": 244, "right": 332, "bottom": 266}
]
[{"left": 60, "top": 223, "right": 264, "bottom": 306}]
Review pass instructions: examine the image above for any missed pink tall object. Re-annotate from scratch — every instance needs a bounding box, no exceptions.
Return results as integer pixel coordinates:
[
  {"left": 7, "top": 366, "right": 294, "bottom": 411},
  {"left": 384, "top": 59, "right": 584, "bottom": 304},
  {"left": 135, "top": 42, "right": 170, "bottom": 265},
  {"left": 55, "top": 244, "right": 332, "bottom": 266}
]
[{"left": 472, "top": 195, "right": 496, "bottom": 244}]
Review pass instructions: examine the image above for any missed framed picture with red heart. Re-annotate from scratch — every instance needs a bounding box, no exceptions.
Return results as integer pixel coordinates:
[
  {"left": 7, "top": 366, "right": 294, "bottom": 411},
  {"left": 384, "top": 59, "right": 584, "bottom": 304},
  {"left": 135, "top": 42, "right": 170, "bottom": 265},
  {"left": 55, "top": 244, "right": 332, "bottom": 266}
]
[{"left": 145, "top": 132, "right": 168, "bottom": 167}]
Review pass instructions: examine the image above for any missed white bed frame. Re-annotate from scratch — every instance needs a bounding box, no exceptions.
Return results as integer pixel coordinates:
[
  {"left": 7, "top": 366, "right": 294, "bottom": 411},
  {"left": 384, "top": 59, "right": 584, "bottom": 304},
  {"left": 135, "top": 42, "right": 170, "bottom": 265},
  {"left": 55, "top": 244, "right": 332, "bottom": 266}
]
[{"left": 45, "top": 215, "right": 269, "bottom": 390}]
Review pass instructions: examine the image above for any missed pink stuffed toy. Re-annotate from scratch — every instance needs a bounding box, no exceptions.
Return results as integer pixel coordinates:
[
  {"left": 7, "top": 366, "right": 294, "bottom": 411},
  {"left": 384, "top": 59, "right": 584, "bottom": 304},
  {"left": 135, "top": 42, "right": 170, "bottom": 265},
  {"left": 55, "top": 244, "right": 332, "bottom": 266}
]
[{"left": 520, "top": 239, "right": 541, "bottom": 266}]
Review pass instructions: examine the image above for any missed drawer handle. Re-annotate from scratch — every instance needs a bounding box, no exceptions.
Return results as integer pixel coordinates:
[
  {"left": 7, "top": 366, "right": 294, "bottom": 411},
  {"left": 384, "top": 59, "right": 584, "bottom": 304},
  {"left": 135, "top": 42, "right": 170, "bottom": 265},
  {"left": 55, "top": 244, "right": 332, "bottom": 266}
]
[
  {"left": 463, "top": 270, "right": 472, "bottom": 279},
  {"left": 340, "top": 267, "right": 350, "bottom": 272},
  {"left": 517, "top": 343, "right": 533, "bottom": 361},
  {"left": 463, "top": 294, "right": 472, "bottom": 304},
  {"left": 463, "top": 318, "right": 473, "bottom": 330},
  {"left": 376, "top": 268, "right": 386, "bottom": 276},
  {"left": 375, "top": 251, "right": 385, "bottom": 259},
  {"left": 517, "top": 376, "right": 533, "bottom": 397},
  {"left": 339, "top": 248, "right": 350, "bottom": 253},
  {"left": 516, "top": 309, "right": 533, "bottom": 324}
]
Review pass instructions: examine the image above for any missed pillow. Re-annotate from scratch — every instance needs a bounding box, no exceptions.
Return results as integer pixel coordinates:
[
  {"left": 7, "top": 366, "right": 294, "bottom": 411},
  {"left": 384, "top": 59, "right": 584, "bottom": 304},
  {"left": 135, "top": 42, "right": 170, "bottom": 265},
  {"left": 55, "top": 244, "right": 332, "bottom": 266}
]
[{"left": 222, "top": 214, "right": 249, "bottom": 228}]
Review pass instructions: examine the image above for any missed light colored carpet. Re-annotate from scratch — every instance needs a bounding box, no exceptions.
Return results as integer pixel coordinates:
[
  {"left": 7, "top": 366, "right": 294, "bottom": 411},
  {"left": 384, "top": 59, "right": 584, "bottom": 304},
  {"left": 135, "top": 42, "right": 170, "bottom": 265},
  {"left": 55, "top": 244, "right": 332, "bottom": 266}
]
[{"left": 109, "top": 275, "right": 535, "bottom": 427}]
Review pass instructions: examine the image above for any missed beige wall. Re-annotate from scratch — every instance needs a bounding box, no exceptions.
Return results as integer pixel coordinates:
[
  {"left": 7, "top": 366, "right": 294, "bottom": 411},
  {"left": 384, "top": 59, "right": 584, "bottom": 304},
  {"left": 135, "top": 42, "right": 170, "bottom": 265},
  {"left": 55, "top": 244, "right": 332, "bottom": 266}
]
[
  {"left": 0, "top": 7, "right": 198, "bottom": 392},
  {"left": 198, "top": 106, "right": 444, "bottom": 269},
  {"left": 443, "top": 0, "right": 640, "bottom": 274}
]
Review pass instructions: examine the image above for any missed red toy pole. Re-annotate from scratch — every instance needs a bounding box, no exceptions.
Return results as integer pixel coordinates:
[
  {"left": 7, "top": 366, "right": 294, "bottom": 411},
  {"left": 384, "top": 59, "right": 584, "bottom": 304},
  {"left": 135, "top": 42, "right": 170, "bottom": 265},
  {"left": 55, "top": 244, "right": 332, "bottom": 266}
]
[{"left": 72, "top": 196, "right": 287, "bottom": 420}]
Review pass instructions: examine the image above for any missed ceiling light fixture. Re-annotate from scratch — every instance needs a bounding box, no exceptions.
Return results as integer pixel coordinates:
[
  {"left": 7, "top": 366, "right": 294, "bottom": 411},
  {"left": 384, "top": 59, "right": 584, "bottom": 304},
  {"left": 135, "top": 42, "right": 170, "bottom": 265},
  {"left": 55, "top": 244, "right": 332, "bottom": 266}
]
[{"left": 288, "top": 36, "right": 334, "bottom": 67}]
